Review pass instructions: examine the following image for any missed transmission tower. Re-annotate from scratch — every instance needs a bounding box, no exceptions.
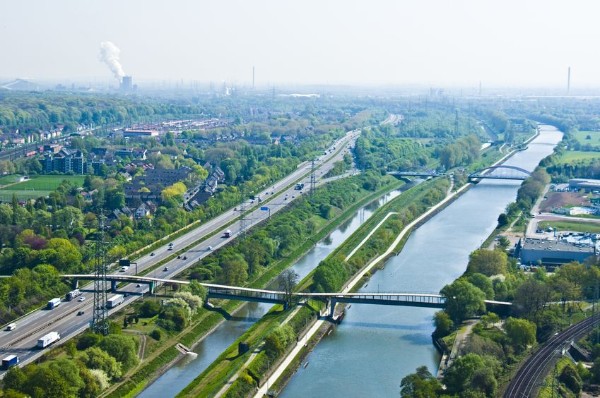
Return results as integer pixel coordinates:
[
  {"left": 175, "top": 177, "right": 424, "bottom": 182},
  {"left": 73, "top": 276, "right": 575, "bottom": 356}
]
[
  {"left": 92, "top": 215, "right": 109, "bottom": 335},
  {"left": 309, "top": 158, "right": 317, "bottom": 200},
  {"left": 239, "top": 188, "right": 248, "bottom": 237}
]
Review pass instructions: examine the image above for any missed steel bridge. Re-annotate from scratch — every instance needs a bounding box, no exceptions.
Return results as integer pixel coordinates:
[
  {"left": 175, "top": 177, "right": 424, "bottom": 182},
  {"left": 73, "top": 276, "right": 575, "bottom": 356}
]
[
  {"left": 468, "top": 165, "right": 531, "bottom": 181},
  {"left": 62, "top": 274, "right": 511, "bottom": 316}
]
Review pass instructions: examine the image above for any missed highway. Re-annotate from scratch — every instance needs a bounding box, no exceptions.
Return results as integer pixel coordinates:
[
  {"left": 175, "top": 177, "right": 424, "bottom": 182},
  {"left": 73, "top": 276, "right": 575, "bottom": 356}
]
[{"left": 0, "top": 129, "right": 360, "bottom": 376}]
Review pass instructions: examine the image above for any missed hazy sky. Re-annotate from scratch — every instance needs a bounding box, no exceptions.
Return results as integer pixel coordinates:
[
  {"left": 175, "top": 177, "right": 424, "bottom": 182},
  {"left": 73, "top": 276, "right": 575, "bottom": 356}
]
[{"left": 2, "top": 0, "right": 600, "bottom": 88}]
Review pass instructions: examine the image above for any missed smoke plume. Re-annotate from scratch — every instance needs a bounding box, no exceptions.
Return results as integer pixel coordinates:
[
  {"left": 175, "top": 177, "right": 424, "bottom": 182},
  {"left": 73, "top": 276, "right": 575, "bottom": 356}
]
[{"left": 99, "top": 41, "right": 125, "bottom": 81}]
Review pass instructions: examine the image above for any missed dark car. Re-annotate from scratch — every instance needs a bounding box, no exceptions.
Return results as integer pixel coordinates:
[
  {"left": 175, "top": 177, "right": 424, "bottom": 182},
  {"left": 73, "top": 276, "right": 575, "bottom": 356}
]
[{"left": 77, "top": 310, "right": 85, "bottom": 316}]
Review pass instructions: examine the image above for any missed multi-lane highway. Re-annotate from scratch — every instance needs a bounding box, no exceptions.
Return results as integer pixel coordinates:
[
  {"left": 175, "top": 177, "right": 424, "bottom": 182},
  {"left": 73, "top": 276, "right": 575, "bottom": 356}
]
[{"left": 0, "top": 129, "right": 360, "bottom": 375}]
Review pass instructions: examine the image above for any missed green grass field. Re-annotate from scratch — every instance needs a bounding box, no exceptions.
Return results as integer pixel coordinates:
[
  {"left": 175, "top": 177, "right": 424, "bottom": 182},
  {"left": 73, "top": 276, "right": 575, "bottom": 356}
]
[
  {"left": 572, "top": 130, "right": 600, "bottom": 146},
  {"left": 538, "top": 220, "right": 600, "bottom": 233},
  {"left": 555, "top": 150, "right": 600, "bottom": 163},
  {"left": 0, "top": 175, "right": 85, "bottom": 201},
  {"left": 0, "top": 175, "right": 21, "bottom": 186}
]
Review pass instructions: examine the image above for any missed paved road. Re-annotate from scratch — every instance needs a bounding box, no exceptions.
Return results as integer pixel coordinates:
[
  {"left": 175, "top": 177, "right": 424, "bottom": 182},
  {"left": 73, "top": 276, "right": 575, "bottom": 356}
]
[{"left": 0, "top": 130, "right": 360, "bottom": 376}]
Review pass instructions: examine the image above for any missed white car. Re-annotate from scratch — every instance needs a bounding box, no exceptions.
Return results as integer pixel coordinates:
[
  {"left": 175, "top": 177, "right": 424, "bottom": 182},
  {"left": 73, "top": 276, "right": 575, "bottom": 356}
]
[{"left": 78, "top": 296, "right": 85, "bottom": 302}]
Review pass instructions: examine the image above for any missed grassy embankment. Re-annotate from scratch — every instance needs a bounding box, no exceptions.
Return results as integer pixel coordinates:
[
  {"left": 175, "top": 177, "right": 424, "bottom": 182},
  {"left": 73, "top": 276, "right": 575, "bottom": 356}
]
[{"left": 103, "top": 175, "right": 404, "bottom": 397}]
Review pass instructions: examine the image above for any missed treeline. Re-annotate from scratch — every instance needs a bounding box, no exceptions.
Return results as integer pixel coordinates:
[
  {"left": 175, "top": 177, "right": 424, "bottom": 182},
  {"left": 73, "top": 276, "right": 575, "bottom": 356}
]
[
  {"left": 436, "top": 135, "right": 481, "bottom": 170},
  {"left": 0, "top": 92, "right": 208, "bottom": 133},
  {"left": 515, "top": 167, "right": 550, "bottom": 212},
  {"left": 354, "top": 125, "right": 431, "bottom": 171}
]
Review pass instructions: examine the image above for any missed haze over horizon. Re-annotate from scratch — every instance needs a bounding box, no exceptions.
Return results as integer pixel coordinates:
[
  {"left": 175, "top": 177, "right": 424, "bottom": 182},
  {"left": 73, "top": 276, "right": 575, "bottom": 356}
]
[{"left": 2, "top": 0, "right": 600, "bottom": 89}]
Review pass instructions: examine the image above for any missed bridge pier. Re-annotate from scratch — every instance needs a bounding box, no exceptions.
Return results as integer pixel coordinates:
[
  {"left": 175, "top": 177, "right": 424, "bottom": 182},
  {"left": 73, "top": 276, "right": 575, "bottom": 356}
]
[
  {"left": 111, "top": 280, "right": 117, "bottom": 293},
  {"left": 149, "top": 282, "right": 155, "bottom": 295},
  {"left": 72, "top": 279, "right": 79, "bottom": 289},
  {"left": 328, "top": 299, "right": 337, "bottom": 318}
]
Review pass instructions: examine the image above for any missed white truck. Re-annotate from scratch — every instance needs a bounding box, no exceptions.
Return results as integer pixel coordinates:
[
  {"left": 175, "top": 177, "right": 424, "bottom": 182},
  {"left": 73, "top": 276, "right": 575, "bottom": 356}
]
[
  {"left": 106, "top": 294, "right": 124, "bottom": 309},
  {"left": 37, "top": 331, "right": 60, "bottom": 349},
  {"left": 47, "top": 298, "right": 61, "bottom": 309}
]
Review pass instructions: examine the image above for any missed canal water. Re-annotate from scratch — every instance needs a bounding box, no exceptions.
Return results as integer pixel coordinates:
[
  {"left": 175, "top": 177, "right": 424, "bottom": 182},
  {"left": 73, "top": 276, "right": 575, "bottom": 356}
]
[
  {"left": 280, "top": 125, "right": 563, "bottom": 398},
  {"left": 139, "top": 186, "right": 409, "bottom": 397}
]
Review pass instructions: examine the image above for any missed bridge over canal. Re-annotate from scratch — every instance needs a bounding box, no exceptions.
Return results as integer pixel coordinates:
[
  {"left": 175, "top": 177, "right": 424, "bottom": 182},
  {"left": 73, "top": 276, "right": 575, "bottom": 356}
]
[
  {"left": 468, "top": 165, "right": 531, "bottom": 181},
  {"left": 63, "top": 274, "right": 511, "bottom": 317}
]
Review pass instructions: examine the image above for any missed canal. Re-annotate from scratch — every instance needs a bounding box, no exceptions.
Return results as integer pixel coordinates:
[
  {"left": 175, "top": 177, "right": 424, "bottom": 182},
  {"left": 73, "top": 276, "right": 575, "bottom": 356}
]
[
  {"left": 280, "top": 125, "right": 563, "bottom": 397},
  {"left": 138, "top": 186, "right": 409, "bottom": 397}
]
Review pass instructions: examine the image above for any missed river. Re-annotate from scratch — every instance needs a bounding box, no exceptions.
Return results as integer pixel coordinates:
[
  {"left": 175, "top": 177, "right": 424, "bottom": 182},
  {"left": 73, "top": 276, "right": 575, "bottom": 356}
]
[
  {"left": 138, "top": 186, "right": 408, "bottom": 397},
  {"left": 280, "top": 125, "right": 563, "bottom": 397}
]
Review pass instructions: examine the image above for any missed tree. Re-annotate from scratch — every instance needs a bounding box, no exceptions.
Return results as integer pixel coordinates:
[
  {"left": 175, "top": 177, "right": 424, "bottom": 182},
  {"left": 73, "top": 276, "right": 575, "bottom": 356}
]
[
  {"left": 467, "top": 249, "right": 508, "bottom": 276},
  {"left": 512, "top": 278, "right": 552, "bottom": 319},
  {"left": 505, "top": 317, "right": 536, "bottom": 352},
  {"left": 400, "top": 366, "right": 442, "bottom": 397},
  {"left": 440, "top": 279, "right": 486, "bottom": 323},
  {"left": 188, "top": 279, "right": 208, "bottom": 301},
  {"left": 467, "top": 273, "right": 494, "bottom": 299},
  {"left": 39, "top": 238, "right": 83, "bottom": 272},
  {"left": 559, "top": 363, "right": 582, "bottom": 394},
  {"left": 433, "top": 311, "right": 453, "bottom": 337},
  {"left": 218, "top": 253, "right": 248, "bottom": 285},
  {"left": 174, "top": 291, "right": 203, "bottom": 312},
  {"left": 98, "top": 334, "right": 139, "bottom": 372},
  {"left": 497, "top": 213, "right": 508, "bottom": 228},
  {"left": 264, "top": 324, "right": 295, "bottom": 358},
  {"left": 443, "top": 354, "right": 499, "bottom": 395},
  {"left": 278, "top": 269, "right": 299, "bottom": 308},
  {"left": 82, "top": 347, "right": 122, "bottom": 379}
]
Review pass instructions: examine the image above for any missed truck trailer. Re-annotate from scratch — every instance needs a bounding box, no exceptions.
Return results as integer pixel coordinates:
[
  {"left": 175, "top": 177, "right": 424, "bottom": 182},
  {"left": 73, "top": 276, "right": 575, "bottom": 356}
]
[
  {"left": 223, "top": 229, "right": 232, "bottom": 238},
  {"left": 47, "top": 298, "right": 61, "bottom": 309},
  {"left": 106, "top": 294, "right": 124, "bottom": 309},
  {"left": 66, "top": 289, "right": 81, "bottom": 301},
  {"left": 1, "top": 355, "right": 19, "bottom": 369},
  {"left": 37, "top": 331, "right": 60, "bottom": 349}
]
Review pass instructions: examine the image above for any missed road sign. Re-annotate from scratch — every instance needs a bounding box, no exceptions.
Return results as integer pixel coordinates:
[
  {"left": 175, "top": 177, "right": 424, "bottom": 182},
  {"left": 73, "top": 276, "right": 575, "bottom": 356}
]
[{"left": 260, "top": 206, "right": 269, "bottom": 211}]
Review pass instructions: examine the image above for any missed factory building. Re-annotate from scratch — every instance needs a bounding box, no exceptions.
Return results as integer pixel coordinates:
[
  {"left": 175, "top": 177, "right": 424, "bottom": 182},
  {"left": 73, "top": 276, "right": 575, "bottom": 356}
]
[{"left": 515, "top": 237, "right": 596, "bottom": 266}]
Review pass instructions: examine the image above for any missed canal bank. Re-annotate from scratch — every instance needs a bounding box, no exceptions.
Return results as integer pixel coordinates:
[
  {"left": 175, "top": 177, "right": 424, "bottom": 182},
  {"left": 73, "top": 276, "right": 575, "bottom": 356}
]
[{"left": 277, "top": 125, "right": 563, "bottom": 398}]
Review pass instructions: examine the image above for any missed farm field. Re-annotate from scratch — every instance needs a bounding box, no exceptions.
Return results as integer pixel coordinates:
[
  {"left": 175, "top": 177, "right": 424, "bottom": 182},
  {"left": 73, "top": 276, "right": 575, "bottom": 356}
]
[
  {"left": 555, "top": 150, "right": 600, "bottom": 163},
  {"left": 572, "top": 130, "right": 600, "bottom": 146},
  {"left": 0, "top": 175, "right": 85, "bottom": 201}
]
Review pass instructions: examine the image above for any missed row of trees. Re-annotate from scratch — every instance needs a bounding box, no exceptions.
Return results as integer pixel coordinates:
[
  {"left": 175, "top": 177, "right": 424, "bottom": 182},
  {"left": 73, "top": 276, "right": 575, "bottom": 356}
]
[{"left": 188, "top": 171, "right": 396, "bottom": 286}]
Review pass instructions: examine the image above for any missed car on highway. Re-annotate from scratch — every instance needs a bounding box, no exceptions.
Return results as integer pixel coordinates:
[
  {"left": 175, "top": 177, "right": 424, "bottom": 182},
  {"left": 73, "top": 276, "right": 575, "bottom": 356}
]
[
  {"left": 77, "top": 311, "right": 85, "bottom": 316},
  {"left": 207, "top": 246, "right": 213, "bottom": 251},
  {"left": 78, "top": 296, "right": 85, "bottom": 302},
  {"left": 150, "top": 252, "right": 155, "bottom": 256},
  {"left": 168, "top": 247, "right": 173, "bottom": 251},
  {"left": 136, "top": 284, "right": 142, "bottom": 288},
  {"left": 163, "top": 267, "right": 169, "bottom": 272}
]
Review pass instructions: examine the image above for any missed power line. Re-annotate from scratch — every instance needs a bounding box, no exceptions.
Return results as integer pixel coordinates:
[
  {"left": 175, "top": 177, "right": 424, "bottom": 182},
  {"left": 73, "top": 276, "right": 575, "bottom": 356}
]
[{"left": 92, "top": 213, "right": 109, "bottom": 335}]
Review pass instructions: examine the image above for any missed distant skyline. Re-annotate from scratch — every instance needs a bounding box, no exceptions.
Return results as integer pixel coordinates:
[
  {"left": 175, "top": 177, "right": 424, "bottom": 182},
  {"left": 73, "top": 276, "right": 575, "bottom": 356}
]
[{"left": 2, "top": 0, "right": 600, "bottom": 89}]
